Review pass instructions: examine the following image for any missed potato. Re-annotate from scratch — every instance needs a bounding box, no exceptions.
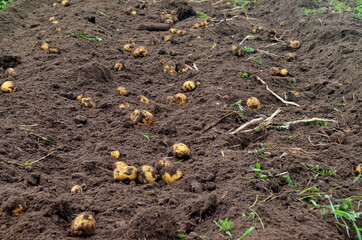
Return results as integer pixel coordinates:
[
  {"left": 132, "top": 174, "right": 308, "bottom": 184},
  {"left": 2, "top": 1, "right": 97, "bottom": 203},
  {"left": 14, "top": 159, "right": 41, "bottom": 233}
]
[
  {"left": 110, "top": 150, "right": 121, "bottom": 159},
  {"left": 55, "top": 26, "right": 62, "bottom": 32},
  {"left": 119, "top": 103, "right": 130, "bottom": 109},
  {"left": 173, "top": 93, "right": 187, "bottom": 104},
  {"left": 182, "top": 80, "right": 196, "bottom": 92},
  {"left": 161, "top": 166, "right": 182, "bottom": 184},
  {"left": 172, "top": 143, "right": 190, "bottom": 159},
  {"left": 196, "top": 82, "right": 201, "bottom": 87},
  {"left": 155, "top": 159, "right": 172, "bottom": 172},
  {"left": 205, "top": 16, "right": 213, "bottom": 23},
  {"left": 231, "top": 45, "right": 243, "bottom": 57},
  {"left": 114, "top": 62, "right": 123, "bottom": 71},
  {"left": 268, "top": 28, "right": 278, "bottom": 38},
  {"left": 81, "top": 97, "right": 96, "bottom": 109},
  {"left": 280, "top": 21, "right": 286, "bottom": 27},
  {"left": 196, "top": 36, "right": 202, "bottom": 39},
  {"left": 200, "top": 21, "right": 206, "bottom": 27},
  {"left": 290, "top": 40, "right": 301, "bottom": 49},
  {"left": 49, "top": 48, "right": 60, "bottom": 53},
  {"left": 356, "top": 164, "right": 362, "bottom": 174},
  {"left": 5, "top": 68, "right": 15, "bottom": 77},
  {"left": 177, "top": 30, "right": 187, "bottom": 36},
  {"left": 49, "top": 16, "right": 56, "bottom": 21},
  {"left": 130, "top": 109, "right": 154, "bottom": 125},
  {"left": 139, "top": 96, "right": 150, "bottom": 104},
  {"left": 133, "top": 46, "right": 148, "bottom": 57},
  {"left": 71, "top": 213, "right": 96, "bottom": 237},
  {"left": 117, "top": 86, "right": 128, "bottom": 96},
  {"left": 112, "top": 161, "right": 128, "bottom": 170},
  {"left": 76, "top": 94, "right": 83, "bottom": 102},
  {"left": 192, "top": 23, "right": 200, "bottom": 29},
  {"left": 163, "top": 35, "right": 172, "bottom": 42},
  {"left": 131, "top": 10, "right": 137, "bottom": 15},
  {"left": 12, "top": 204, "right": 25, "bottom": 216},
  {"left": 1, "top": 81, "right": 16, "bottom": 93},
  {"left": 41, "top": 43, "right": 49, "bottom": 50},
  {"left": 169, "top": 28, "right": 177, "bottom": 34},
  {"left": 71, "top": 185, "right": 83, "bottom": 194},
  {"left": 138, "top": 165, "right": 159, "bottom": 184},
  {"left": 61, "top": 0, "right": 70, "bottom": 7},
  {"left": 113, "top": 166, "right": 138, "bottom": 181},
  {"left": 269, "top": 67, "right": 280, "bottom": 76},
  {"left": 285, "top": 52, "right": 296, "bottom": 62},
  {"left": 167, "top": 69, "right": 177, "bottom": 76},
  {"left": 124, "top": 43, "right": 135, "bottom": 52},
  {"left": 280, "top": 68, "right": 288, "bottom": 77},
  {"left": 52, "top": 20, "right": 59, "bottom": 24},
  {"left": 246, "top": 97, "right": 261, "bottom": 110}
]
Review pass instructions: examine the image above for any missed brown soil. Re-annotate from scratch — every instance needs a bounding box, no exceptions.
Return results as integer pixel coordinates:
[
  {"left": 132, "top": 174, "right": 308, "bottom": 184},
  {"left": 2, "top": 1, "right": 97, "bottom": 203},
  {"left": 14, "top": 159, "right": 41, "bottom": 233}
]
[{"left": 1, "top": 0, "right": 361, "bottom": 239}]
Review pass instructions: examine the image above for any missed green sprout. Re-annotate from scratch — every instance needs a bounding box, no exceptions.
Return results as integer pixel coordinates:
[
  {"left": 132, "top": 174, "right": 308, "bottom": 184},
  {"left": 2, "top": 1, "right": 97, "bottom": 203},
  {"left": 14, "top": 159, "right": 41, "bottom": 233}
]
[
  {"left": 210, "top": 40, "right": 218, "bottom": 49},
  {"left": 238, "top": 72, "right": 250, "bottom": 78},
  {"left": 16, "top": 160, "right": 32, "bottom": 168},
  {"left": 64, "top": 31, "right": 103, "bottom": 42},
  {"left": 197, "top": 11, "right": 208, "bottom": 20},
  {"left": 242, "top": 46, "right": 255, "bottom": 53},
  {"left": 176, "top": 233, "right": 188, "bottom": 239},
  {"left": 0, "top": 0, "right": 13, "bottom": 11},
  {"left": 250, "top": 162, "right": 272, "bottom": 180},
  {"left": 99, "top": 11, "right": 110, "bottom": 17},
  {"left": 224, "top": 100, "right": 244, "bottom": 116},
  {"left": 234, "top": 0, "right": 257, "bottom": 8},
  {"left": 278, "top": 174, "right": 299, "bottom": 189},
  {"left": 141, "top": 133, "right": 152, "bottom": 141}
]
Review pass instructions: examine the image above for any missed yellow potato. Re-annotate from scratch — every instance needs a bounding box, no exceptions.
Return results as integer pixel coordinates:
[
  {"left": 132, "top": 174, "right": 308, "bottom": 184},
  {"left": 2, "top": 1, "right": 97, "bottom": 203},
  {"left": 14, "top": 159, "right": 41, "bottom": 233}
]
[
  {"left": 280, "top": 68, "right": 289, "bottom": 77},
  {"left": 285, "top": 52, "right": 296, "bottom": 62},
  {"left": 192, "top": 23, "right": 200, "bottom": 29},
  {"left": 1, "top": 81, "right": 16, "bottom": 93},
  {"left": 269, "top": 67, "right": 280, "bottom": 76},
  {"left": 71, "top": 213, "right": 96, "bottom": 237},
  {"left": 49, "top": 17, "right": 56, "bottom": 21},
  {"left": 71, "top": 185, "right": 83, "bottom": 194},
  {"left": 113, "top": 166, "right": 138, "bottom": 181},
  {"left": 117, "top": 86, "right": 128, "bottom": 96},
  {"left": 169, "top": 28, "right": 177, "bottom": 34},
  {"left": 81, "top": 97, "right": 96, "bottom": 109},
  {"left": 182, "top": 80, "right": 196, "bottom": 92},
  {"left": 139, "top": 96, "right": 150, "bottom": 104},
  {"left": 51, "top": 20, "right": 59, "bottom": 24},
  {"left": 41, "top": 43, "right": 49, "bottom": 50},
  {"left": 173, "top": 93, "right": 187, "bottom": 104},
  {"left": 231, "top": 45, "right": 243, "bottom": 57},
  {"left": 163, "top": 35, "right": 172, "bottom": 42},
  {"left": 133, "top": 46, "right": 148, "bottom": 57},
  {"left": 110, "top": 150, "right": 121, "bottom": 159},
  {"left": 246, "top": 97, "right": 261, "bottom": 110},
  {"left": 131, "top": 10, "right": 137, "bottom": 15},
  {"left": 61, "top": 0, "right": 70, "bottom": 7},
  {"left": 155, "top": 159, "right": 172, "bottom": 172},
  {"left": 162, "top": 166, "right": 182, "bottom": 184},
  {"left": 55, "top": 26, "right": 62, "bottom": 32},
  {"left": 172, "top": 143, "right": 190, "bottom": 159},
  {"left": 76, "top": 95, "right": 83, "bottom": 102},
  {"left": 12, "top": 204, "right": 25, "bottom": 216},
  {"left": 205, "top": 16, "right": 213, "bottom": 23},
  {"left": 114, "top": 62, "right": 123, "bottom": 71},
  {"left": 290, "top": 40, "right": 301, "bottom": 49},
  {"left": 112, "top": 161, "right": 128, "bottom": 170},
  {"left": 138, "top": 165, "right": 159, "bottom": 184},
  {"left": 49, "top": 48, "right": 60, "bottom": 53},
  {"left": 5, "top": 68, "right": 16, "bottom": 77},
  {"left": 124, "top": 43, "right": 135, "bottom": 52},
  {"left": 119, "top": 103, "right": 130, "bottom": 109},
  {"left": 356, "top": 164, "right": 362, "bottom": 174},
  {"left": 130, "top": 109, "right": 154, "bottom": 125},
  {"left": 177, "top": 30, "right": 187, "bottom": 36}
]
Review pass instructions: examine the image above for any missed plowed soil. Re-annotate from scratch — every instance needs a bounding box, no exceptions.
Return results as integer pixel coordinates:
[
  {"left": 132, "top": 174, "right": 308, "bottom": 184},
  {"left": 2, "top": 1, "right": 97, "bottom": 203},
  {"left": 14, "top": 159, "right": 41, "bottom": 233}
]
[{"left": 1, "top": 0, "right": 361, "bottom": 239}]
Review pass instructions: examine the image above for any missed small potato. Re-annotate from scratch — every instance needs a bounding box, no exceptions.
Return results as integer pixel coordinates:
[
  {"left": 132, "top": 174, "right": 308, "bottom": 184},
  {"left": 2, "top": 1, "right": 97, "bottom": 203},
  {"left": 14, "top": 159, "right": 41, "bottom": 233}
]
[
  {"left": 117, "top": 86, "right": 128, "bottom": 96},
  {"left": 71, "top": 185, "right": 83, "bottom": 194},
  {"left": 177, "top": 30, "right": 187, "bottom": 36},
  {"left": 130, "top": 109, "right": 154, "bottom": 125},
  {"left": 182, "top": 80, "right": 196, "bottom": 92},
  {"left": 169, "top": 28, "right": 177, "bottom": 34},
  {"left": 173, "top": 93, "right": 187, "bottom": 104},
  {"left": 139, "top": 96, "right": 150, "bottom": 104},
  {"left": 280, "top": 68, "right": 289, "bottom": 77},
  {"left": 268, "top": 28, "right": 278, "bottom": 38},
  {"left": 110, "top": 150, "right": 121, "bottom": 159},
  {"left": 172, "top": 143, "right": 190, "bottom": 159},
  {"left": 81, "top": 97, "right": 96, "bottom": 109},
  {"left": 196, "top": 82, "right": 201, "bottom": 87},
  {"left": 1, "top": 81, "right": 16, "bottom": 93},
  {"left": 163, "top": 35, "right": 172, "bottom": 42},
  {"left": 192, "top": 23, "right": 200, "bottom": 29},
  {"left": 252, "top": 28, "right": 261, "bottom": 34},
  {"left": 290, "top": 40, "right": 301, "bottom": 49},
  {"left": 280, "top": 21, "right": 286, "bottom": 27},
  {"left": 161, "top": 165, "right": 182, "bottom": 184},
  {"left": 167, "top": 69, "right": 177, "bottom": 76},
  {"left": 155, "top": 159, "right": 172, "bottom": 172},
  {"left": 49, "top": 17, "right": 56, "bottom": 21},
  {"left": 41, "top": 43, "right": 49, "bottom": 50},
  {"left": 205, "top": 16, "right": 213, "bottom": 23},
  {"left": 356, "top": 164, "right": 362, "bottom": 174},
  {"left": 52, "top": 20, "right": 59, "bottom": 24},
  {"left": 285, "top": 52, "right": 296, "bottom": 62},
  {"left": 246, "top": 97, "right": 261, "bottom": 110},
  {"left": 196, "top": 36, "right": 201, "bottom": 39},
  {"left": 12, "top": 204, "right": 25, "bottom": 216},
  {"left": 61, "top": 0, "right": 70, "bottom": 7},
  {"left": 112, "top": 161, "right": 128, "bottom": 170},
  {"left": 5, "top": 68, "right": 16, "bottom": 77},
  {"left": 138, "top": 165, "right": 159, "bottom": 184},
  {"left": 114, "top": 62, "right": 123, "bottom": 71},
  {"left": 55, "top": 26, "right": 62, "bottom": 32},
  {"left": 269, "top": 67, "right": 280, "bottom": 76},
  {"left": 131, "top": 10, "right": 137, "bottom": 15},
  {"left": 76, "top": 95, "right": 83, "bottom": 102},
  {"left": 119, "top": 103, "right": 130, "bottom": 109},
  {"left": 231, "top": 45, "right": 243, "bottom": 57},
  {"left": 133, "top": 46, "right": 148, "bottom": 57},
  {"left": 49, "top": 48, "right": 60, "bottom": 53},
  {"left": 113, "top": 166, "right": 138, "bottom": 181},
  {"left": 124, "top": 43, "right": 135, "bottom": 52},
  {"left": 71, "top": 213, "right": 96, "bottom": 237}
]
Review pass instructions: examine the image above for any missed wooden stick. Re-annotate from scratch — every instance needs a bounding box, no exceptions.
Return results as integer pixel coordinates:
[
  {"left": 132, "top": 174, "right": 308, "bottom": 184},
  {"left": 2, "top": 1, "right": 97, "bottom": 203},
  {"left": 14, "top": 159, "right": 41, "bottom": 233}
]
[{"left": 256, "top": 76, "right": 301, "bottom": 107}]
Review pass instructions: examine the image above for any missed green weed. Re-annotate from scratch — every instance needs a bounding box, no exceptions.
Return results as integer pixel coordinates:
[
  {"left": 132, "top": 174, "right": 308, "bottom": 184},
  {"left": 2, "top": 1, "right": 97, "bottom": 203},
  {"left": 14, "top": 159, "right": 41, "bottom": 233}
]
[
  {"left": 234, "top": 0, "right": 257, "bottom": 8},
  {"left": 242, "top": 46, "right": 255, "bottom": 53},
  {"left": 197, "top": 11, "right": 208, "bottom": 20},
  {"left": 0, "top": 0, "right": 13, "bottom": 11},
  {"left": 214, "top": 218, "right": 254, "bottom": 240},
  {"left": 141, "top": 133, "right": 152, "bottom": 141},
  {"left": 224, "top": 100, "right": 244, "bottom": 116},
  {"left": 250, "top": 162, "right": 272, "bottom": 180},
  {"left": 99, "top": 11, "right": 110, "bottom": 17},
  {"left": 16, "top": 160, "right": 33, "bottom": 168},
  {"left": 209, "top": 41, "right": 218, "bottom": 49},
  {"left": 300, "top": 163, "right": 337, "bottom": 178},
  {"left": 280, "top": 174, "right": 299, "bottom": 189},
  {"left": 176, "top": 233, "right": 188, "bottom": 239},
  {"left": 305, "top": 120, "right": 329, "bottom": 126},
  {"left": 238, "top": 72, "right": 250, "bottom": 78},
  {"left": 64, "top": 31, "right": 103, "bottom": 42}
]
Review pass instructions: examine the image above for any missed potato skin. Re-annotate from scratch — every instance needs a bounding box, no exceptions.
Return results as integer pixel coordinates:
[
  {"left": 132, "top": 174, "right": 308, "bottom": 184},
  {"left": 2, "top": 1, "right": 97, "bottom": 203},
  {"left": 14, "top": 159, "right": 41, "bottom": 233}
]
[
  {"left": 113, "top": 166, "right": 138, "bottom": 181},
  {"left": 1, "top": 81, "right": 16, "bottom": 93},
  {"left": 71, "top": 213, "right": 96, "bottom": 237},
  {"left": 161, "top": 165, "right": 182, "bottom": 184},
  {"left": 172, "top": 143, "right": 190, "bottom": 159},
  {"left": 138, "top": 165, "right": 159, "bottom": 184},
  {"left": 130, "top": 109, "right": 154, "bottom": 125},
  {"left": 182, "top": 81, "right": 196, "bottom": 92},
  {"left": 246, "top": 97, "right": 261, "bottom": 110},
  {"left": 71, "top": 185, "right": 83, "bottom": 194}
]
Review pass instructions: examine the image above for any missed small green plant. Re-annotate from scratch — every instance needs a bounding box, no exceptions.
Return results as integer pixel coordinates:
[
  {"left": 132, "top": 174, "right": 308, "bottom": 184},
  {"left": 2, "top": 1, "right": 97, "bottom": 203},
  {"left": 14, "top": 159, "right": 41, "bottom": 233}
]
[
  {"left": 248, "top": 56, "right": 270, "bottom": 63},
  {"left": 242, "top": 46, "right": 255, "bottom": 53},
  {"left": 224, "top": 100, "right": 244, "bottom": 116},
  {"left": 298, "top": 186, "right": 322, "bottom": 203},
  {"left": 250, "top": 162, "right": 272, "bottom": 180},
  {"left": 176, "top": 233, "right": 188, "bottom": 239},
  {"left": 282, "top": 174, "right": 299, "bottom": 189},
  {"left": 238, "top": 72, "right": 250, "bottom": 78},
  {"left": 330, "top": 1, "right": 350, "bottom": 12},
  {"left": 302, "top": 7, "right": 327, "bottom": 15},
  {"left": 288, "top": 79, "right": 297, "bottom": 88},
  {"left": 209, "top": 40, "right": 218, "bottom": 49},
  {"left": 197, "top": 11, "right": 208, "bottom": 20},
  {"left": 300, "top": 163, "right": 337, "bottom": 178},
  {"left": 0, "top": 0, "right": 13, "bottom": 11},
  {"left": 234, "top": 0, "right": 257, "bottom": 8},
  {"left": 64, "top": 31, "right": 103, "bottom": 42},
  {"left": 214, "top": 218, "right": 254, "bottom": 240},
  {"left": 99, "top": 11, "right": 110, "bottom": 17},
  {"left": 16, "top": 160, "right": 33, "bottom": 168},
  {"left": 141, "top": 133, "right": 152, "bottom": 141},
  {"left": 353, "top": 173, "right": 362, "bottom": 182}
]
